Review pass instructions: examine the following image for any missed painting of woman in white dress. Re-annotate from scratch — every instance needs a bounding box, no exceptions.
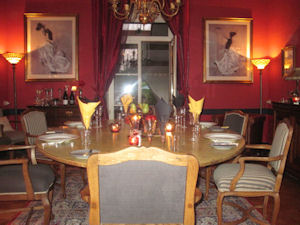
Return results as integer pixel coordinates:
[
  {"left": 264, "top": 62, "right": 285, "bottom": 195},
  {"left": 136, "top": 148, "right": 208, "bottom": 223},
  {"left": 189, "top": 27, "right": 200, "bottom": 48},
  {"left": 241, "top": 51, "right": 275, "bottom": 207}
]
[
  {"left": 203, "top": 18, "right": 252, "bottom": 83},
  {"left": 25, "top": 14, "right": 78, "bottom": 81}
]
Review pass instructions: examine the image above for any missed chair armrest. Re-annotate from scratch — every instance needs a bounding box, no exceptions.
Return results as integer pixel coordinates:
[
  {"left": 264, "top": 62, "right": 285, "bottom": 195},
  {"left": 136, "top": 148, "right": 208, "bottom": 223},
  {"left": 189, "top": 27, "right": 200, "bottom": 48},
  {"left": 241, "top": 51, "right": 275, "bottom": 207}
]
[
  {"left": 0, "top": 158, "right": 28, "bottom": 166},
  {"left": 245, "top": 144, "right": 271, "bottom": 150},
  {"left": 0, "top": 145, "right": 37, "bottom": 165}
]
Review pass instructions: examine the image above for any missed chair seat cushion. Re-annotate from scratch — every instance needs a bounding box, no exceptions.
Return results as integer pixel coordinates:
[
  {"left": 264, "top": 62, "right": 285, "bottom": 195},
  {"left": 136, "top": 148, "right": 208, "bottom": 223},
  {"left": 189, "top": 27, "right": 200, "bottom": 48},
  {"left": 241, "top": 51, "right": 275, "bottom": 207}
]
[
  {"left": 213, "top": 163, "right": 276, "bottom": 192},
  {"left": 0, "top": 164, "right": 55, "bottom": 194}
]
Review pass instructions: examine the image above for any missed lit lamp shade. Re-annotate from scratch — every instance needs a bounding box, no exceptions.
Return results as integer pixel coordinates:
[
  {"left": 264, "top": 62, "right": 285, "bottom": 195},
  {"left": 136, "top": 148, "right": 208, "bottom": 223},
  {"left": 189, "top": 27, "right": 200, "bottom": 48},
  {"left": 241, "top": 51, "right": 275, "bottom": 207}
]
[
  {"left": 2, "top": 52, "right": 24, "bottom": 65},
  {"left": 251, "top": 58, "right": 270, "bottom": 70}
]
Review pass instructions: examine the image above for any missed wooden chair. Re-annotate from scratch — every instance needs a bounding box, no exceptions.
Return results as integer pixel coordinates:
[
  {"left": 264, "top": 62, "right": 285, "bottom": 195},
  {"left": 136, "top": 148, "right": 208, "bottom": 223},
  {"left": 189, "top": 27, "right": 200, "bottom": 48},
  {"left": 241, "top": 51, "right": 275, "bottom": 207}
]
[
  {"left": 213, "top": 119, "right": 293, "bottom": 225},
  {"left": 0, "top": 145, "right": 55, "bottom": 224},
  {"left": 87, "top": 146, "right": 199, "bottom": 225},
  {"left": 223, "top": 110, "right": 249, "bottom": 137},
  {"left": 205, "top": 110, "right": 249, "bottom": 199},
  {"left": 21, "top": 109, "right": 66, "bottom": 198}
]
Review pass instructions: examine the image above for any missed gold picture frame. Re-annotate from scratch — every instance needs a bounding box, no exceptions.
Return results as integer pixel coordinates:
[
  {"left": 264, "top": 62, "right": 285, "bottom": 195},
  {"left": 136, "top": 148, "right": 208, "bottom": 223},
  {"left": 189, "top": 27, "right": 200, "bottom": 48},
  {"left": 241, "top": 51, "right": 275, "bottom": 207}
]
[
  {"left": 203, "top": 17, "right": 253, "bottom": 83},
  {"left": 24, "top": 13, "right": 78, "bottom": 81},
  {"left": 282, "top": 46, "right": 296, "bottom": 78}
]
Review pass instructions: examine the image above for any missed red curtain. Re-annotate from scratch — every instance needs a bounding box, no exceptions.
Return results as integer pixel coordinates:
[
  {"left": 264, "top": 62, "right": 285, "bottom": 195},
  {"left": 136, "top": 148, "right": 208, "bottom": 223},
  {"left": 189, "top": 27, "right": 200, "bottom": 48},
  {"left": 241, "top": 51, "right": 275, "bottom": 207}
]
[
  {"left": 163, "top": 0, "right": 190, "bottom": 97},
  {"left": 91, "top": 0, "right": 124, "bottom": 101}
]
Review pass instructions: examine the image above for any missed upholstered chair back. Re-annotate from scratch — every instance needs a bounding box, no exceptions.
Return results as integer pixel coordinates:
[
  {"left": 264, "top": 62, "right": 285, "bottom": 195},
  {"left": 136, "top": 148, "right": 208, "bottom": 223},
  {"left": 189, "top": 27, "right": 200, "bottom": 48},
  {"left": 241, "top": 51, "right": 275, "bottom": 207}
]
[
  {"left": 269, "top": 122, "right": 290, "bottom": 172},
  {"left": 223, "top": 110, "right": 249, "bottom": 137},
  {"left": 22, "top": 110, "right": 47, "bottom": 145},
  {"left": 87, "top": 146, "right": 199, "bottom": 225}
]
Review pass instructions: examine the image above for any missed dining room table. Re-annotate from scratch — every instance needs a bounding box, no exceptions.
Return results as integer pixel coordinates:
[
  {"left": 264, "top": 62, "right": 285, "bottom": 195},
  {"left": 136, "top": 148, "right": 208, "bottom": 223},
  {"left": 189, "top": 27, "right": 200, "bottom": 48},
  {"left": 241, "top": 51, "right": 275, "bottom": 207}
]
[
  {"left": 36, "top": 120, "right": 245, "bottom": 201},
  {"left": 36, "top": 121, "right": 245, "bottom": 168}
]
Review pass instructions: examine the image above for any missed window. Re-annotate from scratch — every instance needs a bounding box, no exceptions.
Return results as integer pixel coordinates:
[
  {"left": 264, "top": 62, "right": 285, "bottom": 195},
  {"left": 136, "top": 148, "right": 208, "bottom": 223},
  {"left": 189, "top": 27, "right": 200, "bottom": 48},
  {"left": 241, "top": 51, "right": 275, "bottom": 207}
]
[{"left": 106, "top": 22, "right": 176, "bottom": 119}]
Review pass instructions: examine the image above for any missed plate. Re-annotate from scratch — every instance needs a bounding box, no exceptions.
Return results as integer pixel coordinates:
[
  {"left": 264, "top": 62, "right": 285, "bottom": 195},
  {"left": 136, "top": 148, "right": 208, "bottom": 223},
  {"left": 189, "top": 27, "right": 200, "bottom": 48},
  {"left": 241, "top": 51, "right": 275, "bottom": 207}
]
[
  {"left": 211, "top": 141, "right": 238, "bottom": 150},
  {"left": 64, "top": 121, "right": 84, "bottom": 128},
  {"left": 204, "top": 133, "right": 242, "bottom": 142},
  {"left": 38, "top": 133, "right": 78, "bottom": 143},
  {"left": 70, "top": 149, "right": 99, "bottom": 159},
  {"left": 199, "top": 122, "right": 217, "bottom": 129},
  {"left": 209, "top": 126, "right": 225, "bottom": 132}
]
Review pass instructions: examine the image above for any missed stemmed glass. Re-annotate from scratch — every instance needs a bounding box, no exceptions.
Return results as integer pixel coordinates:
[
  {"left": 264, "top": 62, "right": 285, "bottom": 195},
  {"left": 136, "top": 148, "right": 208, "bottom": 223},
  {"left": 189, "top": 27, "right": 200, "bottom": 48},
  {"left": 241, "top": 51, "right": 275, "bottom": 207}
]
[
  {"left": 77, "top": 97, "right": 100, "bottom": 150},
  {"left": 93, "top": 105, "right": 103, "bottom": 128},
  {"left": 180, "top": 107, "right": 187, "bottom": 128},
  {"left": 143, "top": 116, "right": 157, "bottom": 141}
]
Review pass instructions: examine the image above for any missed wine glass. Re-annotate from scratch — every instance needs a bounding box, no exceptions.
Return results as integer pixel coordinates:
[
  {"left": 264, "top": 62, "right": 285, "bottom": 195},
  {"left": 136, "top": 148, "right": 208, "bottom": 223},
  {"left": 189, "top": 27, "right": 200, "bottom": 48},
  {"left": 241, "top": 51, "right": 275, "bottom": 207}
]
[{"left": 78, "top": 97, "right": 100, "bottom": 150}]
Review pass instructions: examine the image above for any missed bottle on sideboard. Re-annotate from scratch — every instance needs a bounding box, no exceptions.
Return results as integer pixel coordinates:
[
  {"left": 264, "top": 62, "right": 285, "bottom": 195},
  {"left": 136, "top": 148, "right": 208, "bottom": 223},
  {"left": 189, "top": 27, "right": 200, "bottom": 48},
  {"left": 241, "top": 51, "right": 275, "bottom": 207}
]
[
  {"left": 63, "top": 87, "right": 69, "bottom": 105},
  {"left": 69, "top": 91, "right": 75, "bottom": 105}
]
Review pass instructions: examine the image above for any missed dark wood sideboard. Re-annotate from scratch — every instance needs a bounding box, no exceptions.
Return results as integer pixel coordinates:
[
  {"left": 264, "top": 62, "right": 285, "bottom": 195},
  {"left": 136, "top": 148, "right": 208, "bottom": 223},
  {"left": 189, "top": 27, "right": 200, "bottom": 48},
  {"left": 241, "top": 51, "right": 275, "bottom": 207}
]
[
  {"left": 272, "top": 102, "right": 300, "bottom": 179},
  {"left": 28, "top": 105, "right": 81, "bottom": 127}
]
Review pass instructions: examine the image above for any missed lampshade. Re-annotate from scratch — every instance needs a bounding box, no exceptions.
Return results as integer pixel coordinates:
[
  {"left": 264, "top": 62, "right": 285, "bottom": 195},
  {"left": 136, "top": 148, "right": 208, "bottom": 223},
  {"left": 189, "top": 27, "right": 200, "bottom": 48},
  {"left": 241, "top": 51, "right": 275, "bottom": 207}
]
[
  {"left": 251, "top": 58, "right": 271, "bottom": 70},
  {"left": 2, "top": 52, "right": 24, "bottom": 65}
]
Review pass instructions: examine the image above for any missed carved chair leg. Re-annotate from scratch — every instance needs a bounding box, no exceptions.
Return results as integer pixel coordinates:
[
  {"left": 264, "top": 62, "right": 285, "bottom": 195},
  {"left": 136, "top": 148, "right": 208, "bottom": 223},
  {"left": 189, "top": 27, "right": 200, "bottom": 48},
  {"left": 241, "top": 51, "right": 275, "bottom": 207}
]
[
  {"left": 217, "top": 192, "right": 225, "bottom": 225},
  {"left": 42, "top": 194, "right": 51, "bottom": 225},
  {"left": 263, "top": 196, "right": 269, "bottom": 218},
  {"left": 205, "top": 166, "right": 212, "bottom": 200},
  {"left": 60, "top": 163, "right": 66, "bottom": 198},
  {"left": 271, "top": 193, "right": 280, "bottom": 225},
  {"left": 81, "top": 168, "right": 87, "bottom": 185}
]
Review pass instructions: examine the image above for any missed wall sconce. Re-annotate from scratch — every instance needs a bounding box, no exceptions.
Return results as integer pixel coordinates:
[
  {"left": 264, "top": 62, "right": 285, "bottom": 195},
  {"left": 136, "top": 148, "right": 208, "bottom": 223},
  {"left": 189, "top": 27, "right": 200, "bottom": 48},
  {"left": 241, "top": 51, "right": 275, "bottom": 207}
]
[
  {"left": 2, "top": 52, "right": 24, "bottom": 129},
  {"left": 251, "top": 58, "right": 271, "bottom": 114}
]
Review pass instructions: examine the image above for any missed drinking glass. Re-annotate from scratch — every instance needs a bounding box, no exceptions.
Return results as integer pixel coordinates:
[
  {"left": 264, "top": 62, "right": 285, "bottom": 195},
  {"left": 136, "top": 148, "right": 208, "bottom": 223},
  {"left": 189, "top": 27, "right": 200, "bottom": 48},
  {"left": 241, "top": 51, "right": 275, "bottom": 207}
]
[{"left": 93, "top": 105, "right": 103, "bottom": 128}]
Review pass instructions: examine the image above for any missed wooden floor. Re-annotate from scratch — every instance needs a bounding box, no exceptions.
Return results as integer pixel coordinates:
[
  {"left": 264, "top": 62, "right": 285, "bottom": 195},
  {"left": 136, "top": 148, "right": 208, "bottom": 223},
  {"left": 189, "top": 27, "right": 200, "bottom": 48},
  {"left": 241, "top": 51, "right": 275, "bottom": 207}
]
[{"left": 0, "top": 173, "right": 300, "bottom": 225}]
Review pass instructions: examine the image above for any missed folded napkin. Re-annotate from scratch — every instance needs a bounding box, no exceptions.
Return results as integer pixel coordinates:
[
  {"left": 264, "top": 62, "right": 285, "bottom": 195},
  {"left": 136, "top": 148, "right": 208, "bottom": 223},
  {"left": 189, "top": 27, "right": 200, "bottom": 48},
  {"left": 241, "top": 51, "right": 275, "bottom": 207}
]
[
  {"left": 188, "top": 95, "right": 205, "bottom": 123},
  {"left": 121, "top": 94, "right": 133, "bottom": 113},
  {"left": 77, "top": 96, "right": 100, "bottom": 130},
  {"left": 172, "top": 93, "right": 185, "bottom": 109},
  {"left": 155, "top": 98, "right": 172, "bottom": 134}
]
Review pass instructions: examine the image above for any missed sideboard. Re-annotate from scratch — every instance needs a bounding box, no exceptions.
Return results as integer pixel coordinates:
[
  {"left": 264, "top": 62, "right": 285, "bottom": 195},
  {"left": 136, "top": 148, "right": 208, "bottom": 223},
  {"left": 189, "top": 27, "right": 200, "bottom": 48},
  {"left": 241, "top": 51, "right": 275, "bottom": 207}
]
[
  {"left": 272, "top": 102, "right": 300, "bottom": 179},
  {"left": 28, "top": 105, "right": 81, "bottom": 127}
]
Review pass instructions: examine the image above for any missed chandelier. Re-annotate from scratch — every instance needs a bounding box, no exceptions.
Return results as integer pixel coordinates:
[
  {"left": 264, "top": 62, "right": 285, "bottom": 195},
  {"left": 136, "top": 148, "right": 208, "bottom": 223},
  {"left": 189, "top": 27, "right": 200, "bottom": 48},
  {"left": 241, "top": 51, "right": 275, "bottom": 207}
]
[{"left": 109, "top": 0, "right": 181, "bottom": 24}]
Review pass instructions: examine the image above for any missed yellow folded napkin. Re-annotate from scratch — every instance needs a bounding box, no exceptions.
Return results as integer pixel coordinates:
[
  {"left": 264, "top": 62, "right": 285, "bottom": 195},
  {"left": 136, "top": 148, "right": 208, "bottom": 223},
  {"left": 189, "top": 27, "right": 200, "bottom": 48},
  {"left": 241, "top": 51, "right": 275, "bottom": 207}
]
[
  {"left": 121, "top": 94, "right": 133, "bottom": 113},
  {"left": 77, "top": 97, "right": 100, "bottom": 130},
  {"left": 188, "top": 96, "right": 205, "bottom": 123}
]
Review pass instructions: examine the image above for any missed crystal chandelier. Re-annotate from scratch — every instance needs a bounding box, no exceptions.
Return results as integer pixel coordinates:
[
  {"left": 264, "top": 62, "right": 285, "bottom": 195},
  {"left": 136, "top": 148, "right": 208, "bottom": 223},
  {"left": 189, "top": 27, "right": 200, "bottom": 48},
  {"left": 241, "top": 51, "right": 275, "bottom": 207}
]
[{"left": 109, "top": 0, "right": 181, "bottom": 24}]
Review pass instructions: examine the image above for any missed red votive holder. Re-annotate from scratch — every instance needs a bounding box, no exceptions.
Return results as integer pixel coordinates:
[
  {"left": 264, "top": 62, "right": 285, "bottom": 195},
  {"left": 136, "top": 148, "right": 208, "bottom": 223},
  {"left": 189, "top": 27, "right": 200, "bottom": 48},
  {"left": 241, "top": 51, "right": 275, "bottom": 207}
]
[
  {"left": 129, "top": 129, "right": 141, "bottom": 146},
  {"left": 292, "top": 96, "right": 300, "bottom": 105},
  {"left": 110, "top": 122, "right": 121, "bottom": 132}
]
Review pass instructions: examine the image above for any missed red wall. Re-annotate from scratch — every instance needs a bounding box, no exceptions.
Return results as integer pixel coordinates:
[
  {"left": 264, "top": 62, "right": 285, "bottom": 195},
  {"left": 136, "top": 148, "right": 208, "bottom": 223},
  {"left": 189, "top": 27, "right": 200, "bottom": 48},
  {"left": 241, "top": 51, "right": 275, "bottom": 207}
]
[
  {"left": 0, "top": 0, "right": 95, "bottom": 108},
  {"left": 0, "top": 0, "right": 300, "bottom": 139},
  {"left": 188, "top": 0, "right": 299, "bottom": 109}
]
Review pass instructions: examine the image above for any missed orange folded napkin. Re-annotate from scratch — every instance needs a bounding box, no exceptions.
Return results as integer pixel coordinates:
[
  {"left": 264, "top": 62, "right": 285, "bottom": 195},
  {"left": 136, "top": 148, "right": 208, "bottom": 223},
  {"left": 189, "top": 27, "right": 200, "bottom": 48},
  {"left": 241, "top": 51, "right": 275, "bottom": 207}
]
[
  {"left": 77, "top": 97, "right": 100, "bottom": 130},
  {"left": 188, "top": 95, "right": 205, "bottom": 124},
  {"left": 121, "top": 94, "right": 133, "bottom": 113}
]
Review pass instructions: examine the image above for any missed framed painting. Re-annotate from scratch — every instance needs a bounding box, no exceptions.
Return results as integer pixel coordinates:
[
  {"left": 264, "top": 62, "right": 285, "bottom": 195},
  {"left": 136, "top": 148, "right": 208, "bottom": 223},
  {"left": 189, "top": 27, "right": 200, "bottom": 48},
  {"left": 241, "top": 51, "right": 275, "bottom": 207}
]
[
  {"left": 203, "top": 18, "right": 253, "bottom": 83},
  {"left": 282, "top": 46, "right": 296, "bottom": 78},
  {"left": 24, "top": 13, "right": 78, "bottom": 81}
]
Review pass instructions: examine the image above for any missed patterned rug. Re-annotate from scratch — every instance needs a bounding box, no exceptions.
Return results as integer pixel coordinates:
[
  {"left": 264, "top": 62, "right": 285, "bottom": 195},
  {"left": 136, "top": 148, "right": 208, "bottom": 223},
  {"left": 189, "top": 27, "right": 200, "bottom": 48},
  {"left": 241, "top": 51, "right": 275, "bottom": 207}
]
[{"left": 9, "top": 167, "right": 266, "bottom": 225}]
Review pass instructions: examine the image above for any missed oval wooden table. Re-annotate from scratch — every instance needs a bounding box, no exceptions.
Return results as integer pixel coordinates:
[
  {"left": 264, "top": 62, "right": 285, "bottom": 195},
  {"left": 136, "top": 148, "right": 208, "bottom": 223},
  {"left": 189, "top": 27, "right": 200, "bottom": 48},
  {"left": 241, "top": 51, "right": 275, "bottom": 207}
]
[
  {"left": 36, "top": 122, "right": 245, "bottom": 167},
  {"left": 36, "top": 122, "right": 245, "bottom": 202},
  {"left": 36, "top": 122, "right": 245, "bottom": 168}
]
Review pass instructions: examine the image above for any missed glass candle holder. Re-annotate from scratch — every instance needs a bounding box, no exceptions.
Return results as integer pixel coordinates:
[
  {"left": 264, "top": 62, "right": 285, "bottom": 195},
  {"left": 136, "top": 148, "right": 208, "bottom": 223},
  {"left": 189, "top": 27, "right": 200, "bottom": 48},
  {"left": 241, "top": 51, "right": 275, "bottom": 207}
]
[{"left": 110, "top": 122, "right": 121, "bottom": 132}]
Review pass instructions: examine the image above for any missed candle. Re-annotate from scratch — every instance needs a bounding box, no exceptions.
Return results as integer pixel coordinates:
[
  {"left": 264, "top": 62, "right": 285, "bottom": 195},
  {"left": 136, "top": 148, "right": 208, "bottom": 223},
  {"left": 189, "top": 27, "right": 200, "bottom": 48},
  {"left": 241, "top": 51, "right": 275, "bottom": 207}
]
[
  {"left": 129, "top": 129, "right": 141, "bottom": 146},
  {"left": 170, "top": 2, "right": 175, "bottom": 9},
  {"left": 165, "top": 122, "right": 174, "bottom": 132},
  {"left": 124, "top": 4, "right": 129, "bottom": 11},
  {"left": 71, "top": 86, "right": 77, "bottom": 91},
  {"left": 129, "top": 135, "right": 139, "bottom": 145},
  {"left": 110, "top": 122, "right": 121, "bottom": 132}
]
